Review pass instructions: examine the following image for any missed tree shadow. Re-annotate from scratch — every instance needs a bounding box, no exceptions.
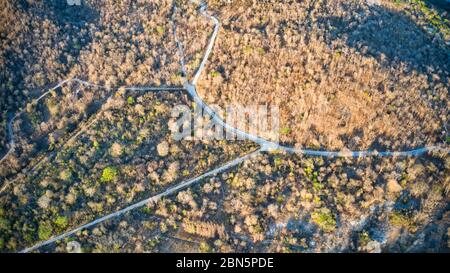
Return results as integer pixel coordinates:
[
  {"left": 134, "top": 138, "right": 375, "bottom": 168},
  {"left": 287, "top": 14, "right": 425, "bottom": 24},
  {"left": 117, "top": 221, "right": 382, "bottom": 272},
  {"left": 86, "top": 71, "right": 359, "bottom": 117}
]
[
  {"left": 427, "top": 0, "right": 450, "bottom": 12},
  {"left": 314, "top": 2, "right": 450, "bottom": 151},
  {"left": 0, "top": 1, "right": 100, "bottom": 158},
  {"left": 15, "top": 0, "right": 100, "bottom": 67},
  {"left": 321, "top": 2, "right": 450, "bottom": 83},
  {"left": 32, "top": 0, "right": 100, "bottom": 27}
]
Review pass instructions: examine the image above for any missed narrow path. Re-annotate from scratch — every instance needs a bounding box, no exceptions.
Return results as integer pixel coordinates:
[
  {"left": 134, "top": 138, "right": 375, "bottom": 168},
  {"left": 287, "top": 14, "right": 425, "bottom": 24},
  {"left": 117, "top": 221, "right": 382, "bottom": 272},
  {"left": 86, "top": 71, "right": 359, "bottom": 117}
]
[
  {"left": 20, "top": 148, "right": 261, "bottom": 253},
  {"left": 0, "top": 79, "right": 71, "bottom": 165},
  {"left": 181, "top": 1, "right": 448, "bottom": 157},
  {"left": 3, "top": 0, "right": 447, "bottom": 175},
  {"left": 0, "top": 78, "right": 183, "bottom": 165}
]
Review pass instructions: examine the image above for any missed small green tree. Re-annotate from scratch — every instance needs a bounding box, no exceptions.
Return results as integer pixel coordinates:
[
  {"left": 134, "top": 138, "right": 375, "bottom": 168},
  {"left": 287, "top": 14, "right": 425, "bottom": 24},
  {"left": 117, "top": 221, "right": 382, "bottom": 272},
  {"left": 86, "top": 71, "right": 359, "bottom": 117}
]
[
  {"left": 199, "top": 242, "right": 212, "bottom": 253},
  {"left": 311, "top": 208, "right": 336, "bottom": 233},
  {"left": 54, "top": 216, "right": 68, "bottom": 229},
  {"left": 38, "top": 222, "right": 53, "bottom": 240},
  {"left": 101, "top": 166, "right": 118, "bottom": 182},
  {"left": 156, "top": 26, "right": 165, "bottom": 36}
]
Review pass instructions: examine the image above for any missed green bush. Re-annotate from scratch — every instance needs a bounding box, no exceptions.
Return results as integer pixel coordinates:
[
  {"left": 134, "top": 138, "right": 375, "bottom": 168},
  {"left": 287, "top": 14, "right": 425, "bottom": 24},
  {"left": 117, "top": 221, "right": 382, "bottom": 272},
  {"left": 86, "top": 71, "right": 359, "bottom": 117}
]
[
  {"left": 127, "top": 96, "right": 135, "bottom": 105},
  {"left": 54, "top": 216, "right": 68, "bottom": 229},
  {"left": 311, "top": 208, "right": 336, "bottom": 233},
  {"left": 38, "top": 222, "right": 53, "bottom": 241},
  {"left": 210, "top": 70, "right": 220, "bottom": 78},
  {"left": 199, "top": 242, "right": 212, "bottom": 253},
  {"left": 156, "top": 25, "right": 165, "bottom": 36},
  {"left": 358, "top": 231, "right": 371, "bottom": 247},
  {"left": 0, "top": 217, "right": 10, "bottom": 230},
  {"left": 273, "top": 157, "right": 282, "bottom": 168},
  {"left": 280, "top": 127, "right": 291, "bottom": 135},
  {"left": 389, "top": 211, "right": 417, "bottom": 232},
  {"left": 101, "top": 166, "right": 118, "bottom": 182}
]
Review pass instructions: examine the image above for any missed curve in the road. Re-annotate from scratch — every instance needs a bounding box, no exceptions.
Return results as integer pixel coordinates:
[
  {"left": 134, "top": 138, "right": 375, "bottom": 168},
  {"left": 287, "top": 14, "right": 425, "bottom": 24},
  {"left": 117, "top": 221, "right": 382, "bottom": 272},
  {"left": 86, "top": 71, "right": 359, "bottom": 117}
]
[{"left": 182, "top": 1, "right": 448, "bottom": 158}]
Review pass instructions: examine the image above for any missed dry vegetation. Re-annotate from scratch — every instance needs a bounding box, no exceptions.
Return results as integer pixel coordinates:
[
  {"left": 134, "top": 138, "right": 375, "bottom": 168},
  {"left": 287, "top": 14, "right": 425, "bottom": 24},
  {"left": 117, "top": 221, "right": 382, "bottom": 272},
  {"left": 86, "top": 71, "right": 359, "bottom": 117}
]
[
  {"left": 0, "top": 89, "right": 255, "bottom": 252},
  {"left": 0, "top": 81, "right": 109, "bottom": 180},
  {"left": 1, "top": 0, "right": 182, "bottom": 156},
  {"left": 0, "top": 0, "right": 449, "bottom": 253},
  {"left": 35, "top": 151, "right": 449, "bottom": 253},
  {"left": 197, "top": 0, "right": 449, "bottom": 150},
  {"left": 173, "top": 0, "right": 215, "bottom": 79}
]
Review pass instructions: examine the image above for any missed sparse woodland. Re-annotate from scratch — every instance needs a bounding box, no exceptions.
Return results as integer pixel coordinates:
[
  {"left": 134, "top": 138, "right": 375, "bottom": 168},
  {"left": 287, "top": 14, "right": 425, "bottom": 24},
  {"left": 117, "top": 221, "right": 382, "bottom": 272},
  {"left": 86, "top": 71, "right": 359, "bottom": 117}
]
[
  {"left": 1, "top": 0, "right": 182, "bottom": 155},
  {"left": 197, "top": 0, "right": 449, "bottom": 150},
  {"left": 0, "top": 89, "right": 254, "bottom": 252},
  {"left": 0, "top": 0, "right": 449, "bottom": 253},
  {"left": 36, "top": 151, "right": 449, "bottom": 253}
]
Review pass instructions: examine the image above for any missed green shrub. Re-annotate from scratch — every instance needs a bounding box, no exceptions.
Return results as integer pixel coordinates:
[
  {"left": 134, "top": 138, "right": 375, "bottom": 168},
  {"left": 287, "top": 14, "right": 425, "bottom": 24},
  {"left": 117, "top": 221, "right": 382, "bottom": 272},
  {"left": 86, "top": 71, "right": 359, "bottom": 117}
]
[
  {"left": 273, "top": 157, "right": 282, "bottom": 168},
  {"left": 54, "top": 216, "right": 68, "bottom": 229},
  {"left": 38, "top": 222, "right": 53, "bottom": 241},
  {"left": 280, "top": 127, "right": 291, "bottom": 135},
  {"left": 199, "top": 242, "right": 212, "bottom": 253},
  {"left": 256, "top": 47, "right": 266, "bottom": 55},
  {"left": 156, "top": 26, "right": 165, "bottom": 36},
  {"left": 93, "top": 140, "right": 100, "bottom": 149},
  {"left": 242, "top": 45, "right": 253, "bottom": 54},
  {"left": 313, "top": 181, "right": 324, "bottom": 191},
  {"left": 0, "top": 217, "right": 10, "bottom": 230},
  {"left": 389, "top": 211, "right": 417, "bottom": 232},
  {"left": 141, "top": 207, "right": 153, "bottom": 215},
  {"left": 311, "top": 208, "right": 336, "bottom": 233},
  {"left": 358, "top": 231, "right": 370, "bottom": 247},
  {"left": 101, "top": 166, "right": 118, "bottom": 182},
  {"left": 210, "top": 70, "right": 220, "bottom": 78}
]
